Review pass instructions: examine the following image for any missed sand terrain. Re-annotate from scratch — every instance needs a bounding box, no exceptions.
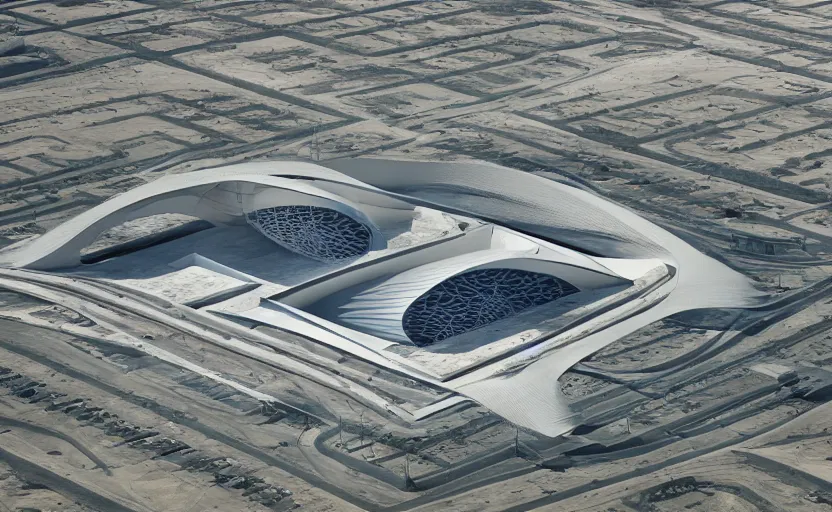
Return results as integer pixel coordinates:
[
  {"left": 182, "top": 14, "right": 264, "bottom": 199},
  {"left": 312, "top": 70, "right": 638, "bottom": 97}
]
[{"left": 1, "top": 0, "right": 832, "bottom": 511}]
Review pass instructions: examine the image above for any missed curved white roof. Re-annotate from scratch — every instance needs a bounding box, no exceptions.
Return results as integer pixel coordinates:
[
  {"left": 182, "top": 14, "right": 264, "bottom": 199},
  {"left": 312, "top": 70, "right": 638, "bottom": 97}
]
[
  {"left": 323, "top": 158, "right": 669, "bottom": 259},
  {"left": 1, "top": 165, "right": 390, "bottom": 270}
]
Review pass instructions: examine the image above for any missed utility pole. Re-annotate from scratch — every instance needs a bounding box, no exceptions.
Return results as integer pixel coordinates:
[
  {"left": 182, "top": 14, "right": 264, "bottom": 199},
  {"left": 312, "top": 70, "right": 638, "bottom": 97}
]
[
  {"left": 404, "top": 452, "right": 410, "bottom": 487},
  {"left": 311, "top": 121, "right": 321, "bottom": 161},
  {"left": 514, "top": 425, "right": 520, "bottom": 457}
]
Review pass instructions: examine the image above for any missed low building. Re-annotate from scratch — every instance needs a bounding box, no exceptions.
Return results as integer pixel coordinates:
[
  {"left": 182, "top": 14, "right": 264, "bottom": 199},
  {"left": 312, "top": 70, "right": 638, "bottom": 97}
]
[{"left": 730, "top": 232, "right": 806, "bottom": 256}]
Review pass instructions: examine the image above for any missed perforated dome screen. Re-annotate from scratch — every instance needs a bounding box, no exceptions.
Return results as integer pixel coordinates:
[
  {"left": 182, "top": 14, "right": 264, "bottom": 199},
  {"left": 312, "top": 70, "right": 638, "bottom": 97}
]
[
  {"left": 247, "top": 205, "right": 372, "bottom": 262},
  {"left": 402, "top": 268, "right": 579, "bottom": 346}
]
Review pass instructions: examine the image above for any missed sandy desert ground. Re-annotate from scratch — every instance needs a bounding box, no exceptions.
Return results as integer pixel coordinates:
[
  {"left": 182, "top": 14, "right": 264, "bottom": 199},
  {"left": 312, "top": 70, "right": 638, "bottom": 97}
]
[{"left": 1, "top": 0, "right": 832, "bottom": 511}]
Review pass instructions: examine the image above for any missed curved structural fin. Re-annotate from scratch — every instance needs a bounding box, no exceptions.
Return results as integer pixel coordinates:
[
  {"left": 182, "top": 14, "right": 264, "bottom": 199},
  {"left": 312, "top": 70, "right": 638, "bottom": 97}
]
[{"left": 322, "top": 158, "right": 669, "bottom": 259}]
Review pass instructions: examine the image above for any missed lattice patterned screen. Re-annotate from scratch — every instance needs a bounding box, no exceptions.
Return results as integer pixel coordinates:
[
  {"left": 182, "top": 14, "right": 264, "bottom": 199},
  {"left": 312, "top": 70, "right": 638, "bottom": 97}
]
[
  {"left": 247, "top": 205, "right": 372, "bottom": 262},
  {"left": 403, "top": 268, "right": 578, "bottom": 346}
]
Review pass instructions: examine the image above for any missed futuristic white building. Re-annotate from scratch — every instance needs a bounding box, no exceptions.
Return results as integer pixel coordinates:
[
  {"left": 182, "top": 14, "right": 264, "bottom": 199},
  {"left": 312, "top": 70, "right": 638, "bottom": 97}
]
[{"left": 0, "top": 159, "right": 763, "bottom": 437}]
